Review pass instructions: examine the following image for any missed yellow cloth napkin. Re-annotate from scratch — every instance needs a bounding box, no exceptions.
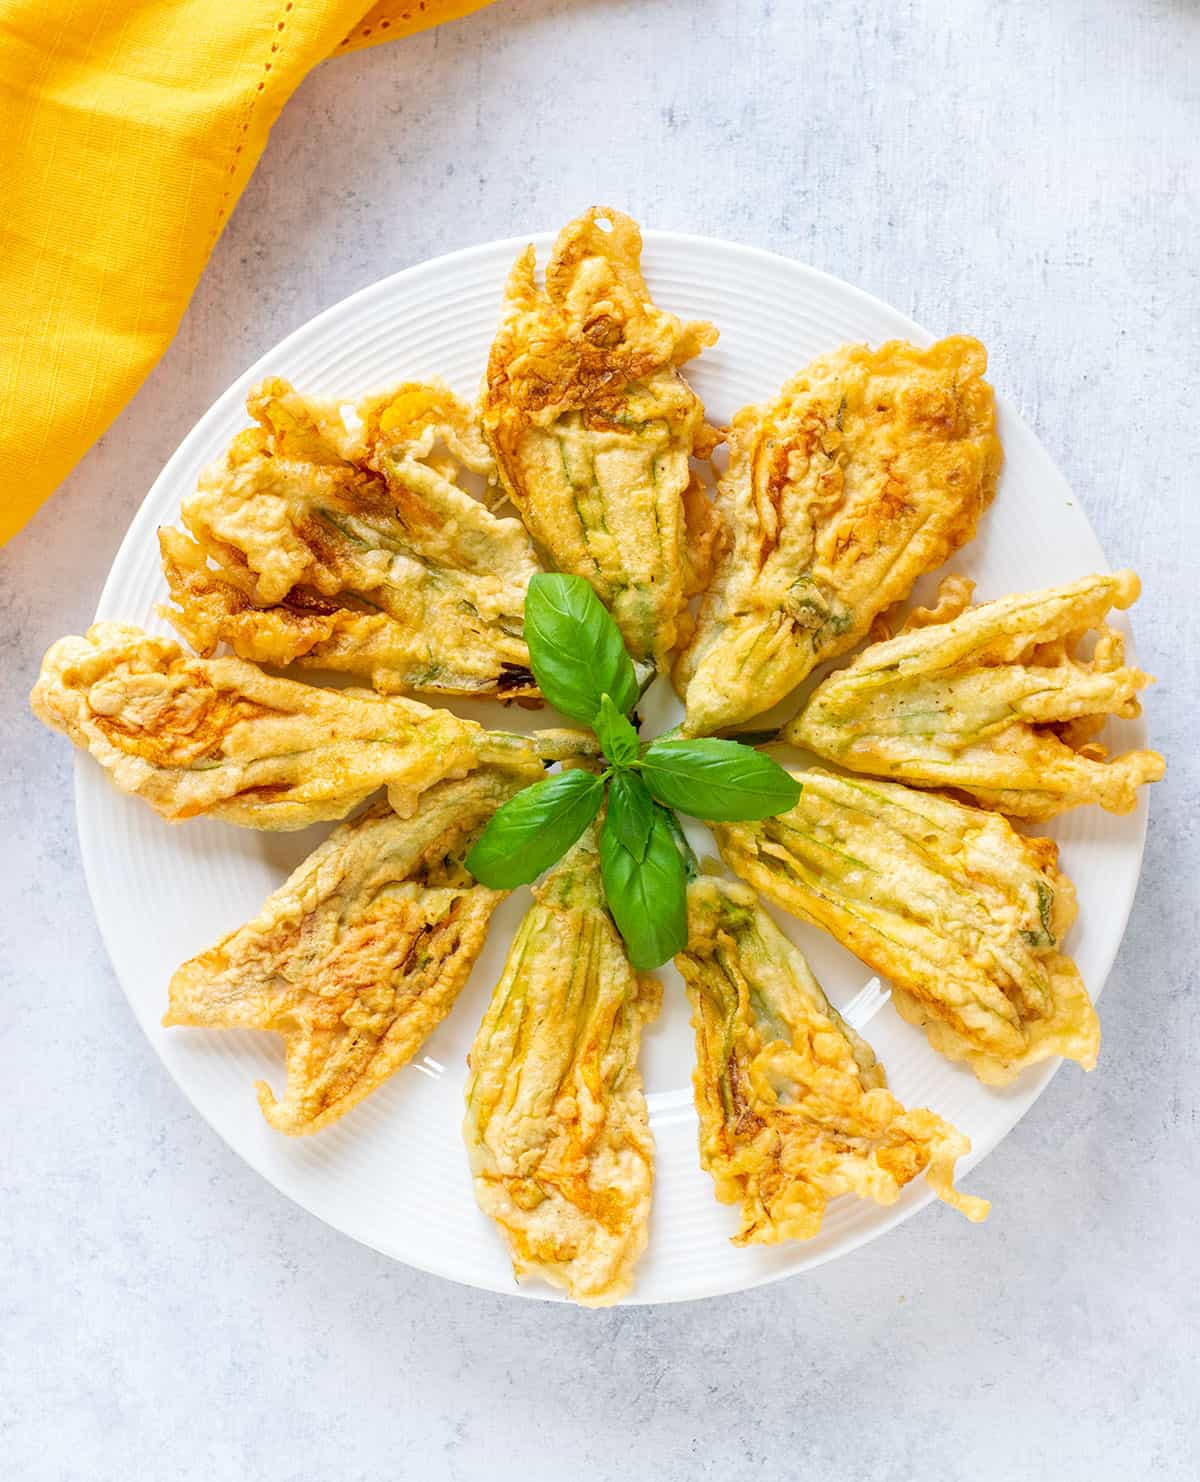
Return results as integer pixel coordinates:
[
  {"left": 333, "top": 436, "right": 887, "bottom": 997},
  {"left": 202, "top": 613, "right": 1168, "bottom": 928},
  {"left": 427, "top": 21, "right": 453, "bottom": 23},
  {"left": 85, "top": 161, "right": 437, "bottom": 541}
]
[{"left": 0, "top": 0, "right": 493, "bottom": 545}]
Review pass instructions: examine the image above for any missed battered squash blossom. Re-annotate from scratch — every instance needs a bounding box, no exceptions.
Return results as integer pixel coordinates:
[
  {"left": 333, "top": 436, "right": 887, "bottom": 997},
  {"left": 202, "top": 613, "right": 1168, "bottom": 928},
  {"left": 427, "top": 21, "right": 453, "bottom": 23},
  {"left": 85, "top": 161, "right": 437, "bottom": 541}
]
[
  {"left": 787, "top": 570, "right": 1164, "bottom": 818},
  {"left": 28, "top": 207, "right": 1166, "bottom": 1305},
  {"left": 464, "top": 828, "right": 661, "bottom": 1307},
  {"left": 675, "top": 337, "right": 1003, "bottom": 734},
  {"left": 677, "top": 877, "right": 989, "bottom": 1242},
  {"left": 160, "top": 378, "right": 542, "bottom": 698},
  {"left": 165, "top": 773, "right": 524, "bottom": 1134},
  {"left": 482, "top": 206, "right": 723, "bottom": 668},
  {"left": 31, "top": 622, "right": 544, "bottom": 828},
  {"left": 712, "top": 770, "right": 1101, "bottom": 1085}
]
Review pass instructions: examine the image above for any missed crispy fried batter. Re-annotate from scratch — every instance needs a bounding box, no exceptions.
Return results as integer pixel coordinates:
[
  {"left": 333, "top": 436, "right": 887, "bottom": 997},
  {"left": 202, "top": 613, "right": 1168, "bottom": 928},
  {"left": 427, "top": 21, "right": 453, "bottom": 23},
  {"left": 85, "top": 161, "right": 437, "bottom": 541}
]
[
  {"left": 31, "top": 623, "right": 544, "bottom": 828},
  {"left": 159, "top": 378, "right": 541, "bottom": 698},
  {"left": 712, "top": 770, "right": 1099, "bottom": 1085},
  {"left": 482, "top": 207, "right": 719, "bottom": 667},
  {"left": 464, "top": 827, "right": 661, "bottom": 1305},
  {"left": 165, "top": 773, "right": 522, "bottom": 1133},
  {"left": 788, "top": 570, "right": 1164, "bottom": 818},
  {"left": 870, "top": 572, "right": 977, "bottom": 642},
  {"left": 675, "top": 337, "right": 1003, "bottom": 734},
  {"left": 348, "top": 378, "right": 502, "bottom": 495},
  {"left": 677, "top": 876, "right": 988, "bottom": 1241},
  {"left": 680, "top": 469, "right": 727, "bottom": 594}
]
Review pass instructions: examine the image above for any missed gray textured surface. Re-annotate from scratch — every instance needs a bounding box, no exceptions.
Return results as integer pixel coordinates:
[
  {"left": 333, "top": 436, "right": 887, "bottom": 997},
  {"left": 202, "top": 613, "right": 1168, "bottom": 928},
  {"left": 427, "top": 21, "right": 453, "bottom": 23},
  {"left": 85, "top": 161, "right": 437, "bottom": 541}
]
[{"left": 2, "top": 1, "right": 1197, "bottom": 1477}]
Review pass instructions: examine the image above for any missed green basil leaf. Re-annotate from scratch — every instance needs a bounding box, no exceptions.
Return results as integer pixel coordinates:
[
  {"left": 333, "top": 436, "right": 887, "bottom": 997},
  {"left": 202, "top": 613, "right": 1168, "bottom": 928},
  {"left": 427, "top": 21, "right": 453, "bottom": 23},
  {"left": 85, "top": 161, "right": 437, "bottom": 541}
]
[
  {"left": 524, "top": 573, "right": 638, "bottom": 723},
  {"left": 466, "top": 769, "right": 605, "bottom": 889},
  {"left": 606, "top": 771, "right": 655, "bottom": 862},
  {"left": 600, "top": 805, "right": 688, "bottom": 970},
  {"left": 639, "top": 738, "right": 802, "bottom": 821},
  {"left": 594, "top": 693, "right": 640, "bottom": 766}
]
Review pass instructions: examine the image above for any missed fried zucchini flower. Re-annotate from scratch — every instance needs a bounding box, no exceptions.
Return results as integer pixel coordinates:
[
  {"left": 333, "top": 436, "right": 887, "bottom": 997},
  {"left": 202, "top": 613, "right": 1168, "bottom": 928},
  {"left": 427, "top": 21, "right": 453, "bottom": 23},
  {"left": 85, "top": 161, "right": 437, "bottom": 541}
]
[
  {"left": 165, "top": 773, "right": 523, "bottom": 1133},
  {"left": 464, "top": 827, "right": 661, "bottom": 1306},
  {"left": 159, "top": 378, "right": 542, "bottom": 698},
  {"left": 711, "top": 770, "right": 1099, "bottom": 1085},
  {"left": 482, "top": 206, "right": 721, "bottom": 668},
  {"left": 31, "top": 623, "right": 544, "bottom": 828},
  {"left": 787, "top": 570, "right": 1164, "bottom": 819},
  {"left": 675, "top": 337, "right": 1003, "bottom": 734},
  {"left": 677, "top": 876, "right": 988, "bottom": 1241}
]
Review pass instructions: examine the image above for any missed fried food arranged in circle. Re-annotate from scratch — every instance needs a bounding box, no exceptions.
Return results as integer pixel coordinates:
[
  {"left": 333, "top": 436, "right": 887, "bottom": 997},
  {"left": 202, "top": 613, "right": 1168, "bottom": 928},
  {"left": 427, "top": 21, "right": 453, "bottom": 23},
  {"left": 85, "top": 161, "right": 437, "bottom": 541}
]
[
  {"left": 482, "top": 206, "right": 721, "bottom": 668},
  {"left": 788, "top": 570, "right": 1164, "bottom": 819},
  {"left": 675, "top": 337, "right": 1003, "bottom": 734},
  {"left": 677, "top": 876, "right": 988, "bottom": 1242},
  {"left": 464, "top": 827, "right": 661, "bottom": 1305},
  {"left": 165, "top": 773, "right": 524, "bottom": 1134},
  {"left": 712, "top": 770, "right": 1099, "bottom": 1085},
  {"left": 28, "top": 207, "right": 1170, "bottom": 1302},
  {"left": 159, "top": 378, "right": 542, "bottom": 698},
  {"left": 31, "top": 623, "right": 544, "bottom": 828}
]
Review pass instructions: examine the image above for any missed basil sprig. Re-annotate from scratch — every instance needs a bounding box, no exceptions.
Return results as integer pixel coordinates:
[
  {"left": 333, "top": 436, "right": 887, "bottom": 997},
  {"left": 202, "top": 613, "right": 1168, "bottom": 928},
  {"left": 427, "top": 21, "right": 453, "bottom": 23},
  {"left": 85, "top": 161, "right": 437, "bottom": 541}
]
[{"left": 466, "top": 574, "right": 800, "bottom": 967}]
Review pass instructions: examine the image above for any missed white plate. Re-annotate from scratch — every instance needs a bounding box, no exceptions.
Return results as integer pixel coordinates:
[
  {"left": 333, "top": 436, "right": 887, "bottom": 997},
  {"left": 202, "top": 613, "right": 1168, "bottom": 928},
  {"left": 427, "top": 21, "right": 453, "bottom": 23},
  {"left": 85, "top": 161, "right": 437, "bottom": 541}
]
[{"left": 76, "top": 230, "right": 1150, "bottom": 1304}]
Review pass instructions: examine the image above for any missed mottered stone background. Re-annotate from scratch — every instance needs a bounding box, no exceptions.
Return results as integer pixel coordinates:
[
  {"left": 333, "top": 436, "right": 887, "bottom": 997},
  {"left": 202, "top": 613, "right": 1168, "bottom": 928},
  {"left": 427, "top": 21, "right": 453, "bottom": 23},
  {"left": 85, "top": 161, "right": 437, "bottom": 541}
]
[{"left": 2, "top": 1, "right": 1196, "bottom": 1477}]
